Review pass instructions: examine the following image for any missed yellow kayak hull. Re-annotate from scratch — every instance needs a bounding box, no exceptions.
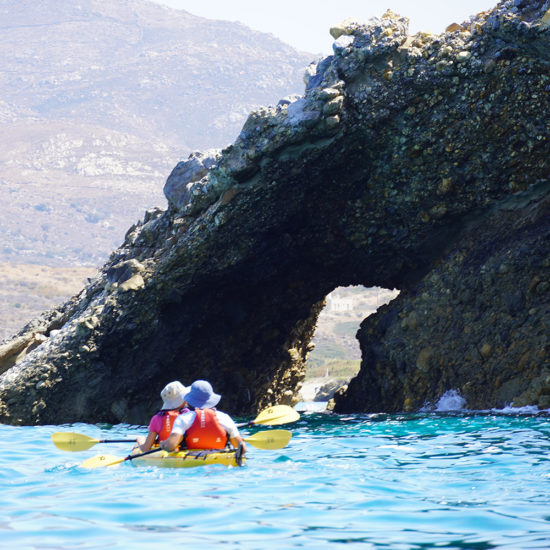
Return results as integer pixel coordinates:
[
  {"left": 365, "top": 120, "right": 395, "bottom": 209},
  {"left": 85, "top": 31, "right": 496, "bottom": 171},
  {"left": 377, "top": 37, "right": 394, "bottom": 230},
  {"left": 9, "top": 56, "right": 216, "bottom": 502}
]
[{"left": 131, "top": 448, "right": 245, "bottom": 468}]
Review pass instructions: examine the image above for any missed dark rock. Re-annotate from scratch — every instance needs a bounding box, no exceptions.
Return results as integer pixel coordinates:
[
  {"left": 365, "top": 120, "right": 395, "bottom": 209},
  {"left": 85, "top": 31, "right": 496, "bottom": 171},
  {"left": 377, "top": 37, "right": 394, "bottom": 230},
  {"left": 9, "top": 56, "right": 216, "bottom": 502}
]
[
  {"left": 314, "top": 379, "right": 347, "bottom": 402},
  {"left": 333, "top": 183, "right": 550, "bottom": 413}
]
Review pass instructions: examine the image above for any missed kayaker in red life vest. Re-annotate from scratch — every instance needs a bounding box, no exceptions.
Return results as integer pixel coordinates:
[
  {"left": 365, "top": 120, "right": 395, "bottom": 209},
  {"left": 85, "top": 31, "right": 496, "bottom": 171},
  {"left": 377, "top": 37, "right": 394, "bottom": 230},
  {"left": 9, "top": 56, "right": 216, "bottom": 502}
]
[
  {"left": 160, "top": 380, "right": 246, "bottom": 454},
  {"left": 135, "top": 380, "right": 189, "bottom": 452}
]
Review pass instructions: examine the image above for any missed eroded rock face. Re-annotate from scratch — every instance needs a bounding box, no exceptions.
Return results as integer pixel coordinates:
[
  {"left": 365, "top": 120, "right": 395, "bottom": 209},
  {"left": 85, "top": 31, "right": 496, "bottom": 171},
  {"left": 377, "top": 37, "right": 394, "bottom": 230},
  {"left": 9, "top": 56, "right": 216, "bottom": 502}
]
[
  {"left": 333, "top": 183, "right": 550, "bottom": 413},
  {"left": 1, "top": 0, "right": 549, "bottom": 424}
]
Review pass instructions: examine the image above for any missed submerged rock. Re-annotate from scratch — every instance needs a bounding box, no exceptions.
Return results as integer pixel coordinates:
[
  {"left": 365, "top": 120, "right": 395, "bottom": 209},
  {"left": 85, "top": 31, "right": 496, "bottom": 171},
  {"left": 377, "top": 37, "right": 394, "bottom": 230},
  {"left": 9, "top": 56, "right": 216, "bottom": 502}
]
[
  {"left": 314, "top": 379, "right": 347, "bottom": 402},
  {"left": 1, "top": 1, "right": 550, "bottom": 424}
]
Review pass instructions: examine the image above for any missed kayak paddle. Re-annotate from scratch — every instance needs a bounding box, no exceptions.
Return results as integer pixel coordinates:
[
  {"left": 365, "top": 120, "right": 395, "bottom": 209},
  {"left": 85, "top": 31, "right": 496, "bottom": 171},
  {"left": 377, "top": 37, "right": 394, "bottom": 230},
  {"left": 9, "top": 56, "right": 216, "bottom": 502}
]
[
  {"left": 53, "top": 405, "right": 299, "bottom": 452},
  {"left": 236, "top": 405, "right": 300, "bottom": 428},
  {"left": 81, "top": 448, "right": 162, "bottom": 469},
  {"left": 80, "top": 430, "right": 292, "bottom": 469},
  {"left": 244, "top": 429, "right": 292, "bottom": 450},
  {"left": 51, "top": 432, "right": 134, "bottom": 452}
]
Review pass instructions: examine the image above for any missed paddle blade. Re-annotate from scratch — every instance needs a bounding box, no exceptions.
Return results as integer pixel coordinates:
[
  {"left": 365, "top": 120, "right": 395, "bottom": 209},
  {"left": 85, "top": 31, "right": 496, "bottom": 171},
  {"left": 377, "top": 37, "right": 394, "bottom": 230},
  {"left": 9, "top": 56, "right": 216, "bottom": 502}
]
[
  {"left": 253, "top": 405, "right": 300, "bottom": 426},
  {"left": 81, "top": 448, "right": 163, "bottom": 469},
  {"left": 244, "top": 429, "right": 292, "bottom": 450},
  {"left": 52, "top": 432, "right": 99, "bottom": 452},
  {"left": 80, "top": 454, "right": 125, "bottom": 469}
]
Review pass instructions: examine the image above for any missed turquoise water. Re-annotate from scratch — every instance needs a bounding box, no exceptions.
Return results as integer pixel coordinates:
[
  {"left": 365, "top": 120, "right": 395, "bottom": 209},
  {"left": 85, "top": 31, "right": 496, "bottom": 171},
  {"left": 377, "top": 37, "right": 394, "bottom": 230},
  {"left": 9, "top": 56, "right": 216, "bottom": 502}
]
[{"left": 2, "top": 408, "right": 550, "bottom": 549}]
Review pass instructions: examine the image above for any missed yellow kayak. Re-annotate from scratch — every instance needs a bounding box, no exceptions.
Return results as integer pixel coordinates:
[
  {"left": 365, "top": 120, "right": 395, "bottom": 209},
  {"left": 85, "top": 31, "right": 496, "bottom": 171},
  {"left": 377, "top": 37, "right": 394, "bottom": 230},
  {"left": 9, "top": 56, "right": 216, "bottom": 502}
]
[{"left": 130, "top": 448, "right": 245, "bottom": 468}]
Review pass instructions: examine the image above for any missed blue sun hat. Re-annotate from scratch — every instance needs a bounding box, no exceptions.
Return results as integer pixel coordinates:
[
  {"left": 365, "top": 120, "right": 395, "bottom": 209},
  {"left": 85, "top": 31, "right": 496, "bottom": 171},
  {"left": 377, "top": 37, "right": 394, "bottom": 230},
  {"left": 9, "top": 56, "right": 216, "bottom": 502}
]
[{"left": 184, "top": 380, "right": 221, "bottom": 409}]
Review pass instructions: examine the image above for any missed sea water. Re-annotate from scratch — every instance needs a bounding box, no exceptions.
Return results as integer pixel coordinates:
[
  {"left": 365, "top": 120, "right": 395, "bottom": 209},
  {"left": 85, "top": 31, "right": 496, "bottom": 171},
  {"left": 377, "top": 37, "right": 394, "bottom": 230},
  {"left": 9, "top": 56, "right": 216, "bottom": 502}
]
[{"left": 1, "top": 406, "right": 550, "bottom": 549}]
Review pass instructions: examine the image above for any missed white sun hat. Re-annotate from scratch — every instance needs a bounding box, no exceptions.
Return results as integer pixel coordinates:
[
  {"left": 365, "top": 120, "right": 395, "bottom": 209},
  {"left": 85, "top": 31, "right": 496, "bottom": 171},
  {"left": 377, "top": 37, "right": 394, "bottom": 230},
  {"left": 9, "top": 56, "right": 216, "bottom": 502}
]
[{"left": 160, "top": 381, "right": 188, "bottom": 410}]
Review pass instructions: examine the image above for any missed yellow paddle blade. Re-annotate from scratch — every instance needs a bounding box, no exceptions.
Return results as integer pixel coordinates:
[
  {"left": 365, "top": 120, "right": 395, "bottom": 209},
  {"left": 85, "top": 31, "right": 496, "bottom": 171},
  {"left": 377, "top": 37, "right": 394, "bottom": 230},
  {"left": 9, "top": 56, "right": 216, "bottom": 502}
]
[
  {"left": 244, "top": 429, "right": 292, "bottom": 450},
  {"left": 80, "top": 454, "right": 126, "bottom": 469},
  {"left": 52, "top": 432, "right": 99, "bottom": 452},
  {"left": 253, "top": 405, "right": 300, "bottom": 426},
  {"left": 80, "top": 448, "right": 163, "bottom": 469}
]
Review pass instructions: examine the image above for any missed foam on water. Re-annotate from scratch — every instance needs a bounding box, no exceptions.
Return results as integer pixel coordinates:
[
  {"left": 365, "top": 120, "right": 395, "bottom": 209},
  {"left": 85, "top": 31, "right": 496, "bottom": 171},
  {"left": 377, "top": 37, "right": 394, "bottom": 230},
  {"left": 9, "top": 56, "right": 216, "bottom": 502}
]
[
  {"left": 435, "top": 389, "right": 467, "bottom": 411},
  {"left": 1, "top": 411, "right": 550, "bottom": 549}
]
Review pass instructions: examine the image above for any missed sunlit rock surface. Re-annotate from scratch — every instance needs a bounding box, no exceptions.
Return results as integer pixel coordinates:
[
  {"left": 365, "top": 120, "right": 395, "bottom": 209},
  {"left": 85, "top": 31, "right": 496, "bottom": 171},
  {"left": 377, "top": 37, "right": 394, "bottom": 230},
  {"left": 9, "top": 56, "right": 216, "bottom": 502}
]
[{"left": 1, "top": 0, "right": 549, "bottom": 424}]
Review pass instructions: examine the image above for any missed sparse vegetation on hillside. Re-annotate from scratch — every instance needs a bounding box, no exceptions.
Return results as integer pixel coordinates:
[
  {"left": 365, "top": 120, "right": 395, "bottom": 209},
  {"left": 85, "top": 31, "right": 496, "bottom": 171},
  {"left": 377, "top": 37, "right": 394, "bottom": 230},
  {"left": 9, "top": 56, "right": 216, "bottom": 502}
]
[
  {"left": 306, "top": 359, "right": 361, "bottom": 379},
  {"left": 305, "top": 286, "right": 399, "bottom": 380},
  {"left": 0, "top": 263, "right": 97, "bottom": 341},
  {"left": 1, "top": 0, "right": 313, "bottom": 267}
]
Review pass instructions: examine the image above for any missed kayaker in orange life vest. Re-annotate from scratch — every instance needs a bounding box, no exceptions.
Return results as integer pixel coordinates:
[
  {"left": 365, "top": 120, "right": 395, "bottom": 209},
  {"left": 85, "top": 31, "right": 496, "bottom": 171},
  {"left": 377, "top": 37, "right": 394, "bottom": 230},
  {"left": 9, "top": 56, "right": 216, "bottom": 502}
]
[
  {"left": 135, "top": 380, "right": 189, "bottom": 452},
  {"left": 159, "top": 380, "right": 247, "bottom": 454}
]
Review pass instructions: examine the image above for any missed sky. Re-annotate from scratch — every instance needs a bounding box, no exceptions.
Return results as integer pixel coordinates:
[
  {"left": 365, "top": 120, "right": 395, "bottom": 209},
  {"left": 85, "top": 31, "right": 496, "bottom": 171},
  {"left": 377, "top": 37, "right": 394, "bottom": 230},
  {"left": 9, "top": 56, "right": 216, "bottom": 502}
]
[{"left": 151, "top": 0, "right": 497, "bottom": 54}]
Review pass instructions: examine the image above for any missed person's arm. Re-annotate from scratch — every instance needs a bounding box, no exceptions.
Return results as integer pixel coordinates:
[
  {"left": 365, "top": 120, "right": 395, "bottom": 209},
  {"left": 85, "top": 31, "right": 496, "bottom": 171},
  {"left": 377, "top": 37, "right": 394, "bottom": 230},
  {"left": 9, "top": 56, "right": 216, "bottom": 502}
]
[
  {"left": 217, "top": 411, "right": 246, "bottom": 454},
  {"left": 230, "top": 435, "right": 246, "bottom": 453},
  {"left": 138, "top": 431, "right": 158, "bottom": 452},
  {"left": 136, "top": 415, "right": 162, "bottom": 452},
  {"left": 159, "top": 431, "right": 183, "bottom": 452}
]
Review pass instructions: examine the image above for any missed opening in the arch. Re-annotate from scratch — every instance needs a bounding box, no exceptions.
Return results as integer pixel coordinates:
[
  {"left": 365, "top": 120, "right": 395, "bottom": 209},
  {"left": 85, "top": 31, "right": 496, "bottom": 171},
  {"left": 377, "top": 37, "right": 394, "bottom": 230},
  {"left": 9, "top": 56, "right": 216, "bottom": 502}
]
[{"left": 299, "top": 285, "right": 399, "bottom": 405}]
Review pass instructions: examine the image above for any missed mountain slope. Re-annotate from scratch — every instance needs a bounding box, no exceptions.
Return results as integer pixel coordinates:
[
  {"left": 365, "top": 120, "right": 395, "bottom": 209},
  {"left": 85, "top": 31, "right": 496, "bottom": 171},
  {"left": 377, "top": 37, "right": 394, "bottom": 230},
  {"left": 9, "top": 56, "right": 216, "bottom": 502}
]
[{"left": 0, "top": 0, "right": 314, "bottom": 266}]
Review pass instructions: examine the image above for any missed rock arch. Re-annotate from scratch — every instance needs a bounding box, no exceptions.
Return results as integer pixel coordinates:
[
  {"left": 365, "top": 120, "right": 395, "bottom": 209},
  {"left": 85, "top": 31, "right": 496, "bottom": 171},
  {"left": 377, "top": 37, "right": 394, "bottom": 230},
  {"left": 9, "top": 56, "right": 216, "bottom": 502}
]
[{"left": 1, "top": 2, "right": 550, "bottom": 424}]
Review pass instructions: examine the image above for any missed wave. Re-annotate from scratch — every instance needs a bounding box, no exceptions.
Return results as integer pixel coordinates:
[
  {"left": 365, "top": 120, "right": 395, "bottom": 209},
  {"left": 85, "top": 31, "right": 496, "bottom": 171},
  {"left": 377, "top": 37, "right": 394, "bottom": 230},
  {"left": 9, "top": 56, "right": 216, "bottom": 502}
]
[{"left": 298, "top": 389, "right": 550, "bottom": 416}]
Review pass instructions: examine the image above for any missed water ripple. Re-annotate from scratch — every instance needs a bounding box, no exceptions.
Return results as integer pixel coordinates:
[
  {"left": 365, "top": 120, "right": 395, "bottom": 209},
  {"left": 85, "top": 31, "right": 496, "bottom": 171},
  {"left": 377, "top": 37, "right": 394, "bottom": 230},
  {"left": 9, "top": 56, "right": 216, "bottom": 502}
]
[{"left": 1, "top": 412, "right": 550, "bottom": 548}]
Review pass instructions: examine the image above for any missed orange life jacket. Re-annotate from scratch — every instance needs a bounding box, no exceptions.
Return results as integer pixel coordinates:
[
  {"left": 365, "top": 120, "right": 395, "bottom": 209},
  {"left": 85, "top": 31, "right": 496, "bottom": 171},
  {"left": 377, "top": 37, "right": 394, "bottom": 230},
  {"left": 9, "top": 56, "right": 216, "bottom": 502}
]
[
  {"left": 184, "top": 408, "right": 228, "bottom": 449},
  {"left": 155, "top": 408, "right": 187, "bottom": 443}
]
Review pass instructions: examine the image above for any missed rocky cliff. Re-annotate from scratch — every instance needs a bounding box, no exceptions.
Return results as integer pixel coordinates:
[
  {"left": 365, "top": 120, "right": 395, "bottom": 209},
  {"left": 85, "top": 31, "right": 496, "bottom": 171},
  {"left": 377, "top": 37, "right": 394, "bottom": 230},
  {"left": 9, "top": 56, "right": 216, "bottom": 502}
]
[{"left": 1, "top": 0, "right": 549, "bottom": 424}]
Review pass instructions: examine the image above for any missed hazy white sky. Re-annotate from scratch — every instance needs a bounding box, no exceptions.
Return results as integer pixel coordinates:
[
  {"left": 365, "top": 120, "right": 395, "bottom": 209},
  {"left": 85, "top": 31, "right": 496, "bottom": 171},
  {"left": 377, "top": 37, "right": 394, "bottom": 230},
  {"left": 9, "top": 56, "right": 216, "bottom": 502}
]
[{"left": 152, "top": 0, "right": 497, "bottom": 54}]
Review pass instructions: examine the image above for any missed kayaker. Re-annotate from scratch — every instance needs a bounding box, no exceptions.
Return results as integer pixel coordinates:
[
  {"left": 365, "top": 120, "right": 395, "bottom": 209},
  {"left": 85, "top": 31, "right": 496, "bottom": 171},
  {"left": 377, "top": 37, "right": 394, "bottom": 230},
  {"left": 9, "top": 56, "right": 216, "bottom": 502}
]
[
  {"left": 135, "top": 380, "right": 189, "bottom": 452},
  {"left": 159, "top": 380, "right": 246, "bottom": 454}
]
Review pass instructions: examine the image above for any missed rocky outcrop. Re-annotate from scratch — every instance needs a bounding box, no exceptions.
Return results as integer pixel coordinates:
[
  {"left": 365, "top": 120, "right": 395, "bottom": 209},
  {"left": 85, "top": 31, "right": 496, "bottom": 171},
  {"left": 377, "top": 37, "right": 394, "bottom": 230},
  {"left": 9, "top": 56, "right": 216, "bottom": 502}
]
[
  {"left": 314, "top": 379, "right": 347, "bottom": 402},
  {"left": 1, "top": 0, "right": 550, "bottom": 424},
  {"left": 333, "top": 182, "right": 550, "bottom": 412}
]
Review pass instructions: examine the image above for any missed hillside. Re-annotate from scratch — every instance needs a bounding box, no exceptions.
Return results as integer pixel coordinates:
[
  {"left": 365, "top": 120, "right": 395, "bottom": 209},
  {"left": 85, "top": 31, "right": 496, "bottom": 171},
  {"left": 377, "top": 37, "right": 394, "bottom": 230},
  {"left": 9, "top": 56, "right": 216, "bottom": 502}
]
[
  {"left": 0, "top": 0, "right": 314, "bottom": 267},
  {"left": 0, "top": 263, "right": 96, "bottom": 341},
  {"left": 306, "top": 286, "right": 399, "bottom": 368}
]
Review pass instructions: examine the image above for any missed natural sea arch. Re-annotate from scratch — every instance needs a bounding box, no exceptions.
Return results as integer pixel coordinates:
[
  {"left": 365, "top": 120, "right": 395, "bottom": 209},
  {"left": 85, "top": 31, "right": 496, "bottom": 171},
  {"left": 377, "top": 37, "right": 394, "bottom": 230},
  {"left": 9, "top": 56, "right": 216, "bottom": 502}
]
[
  {"left": 301, "top": 286, "right": 399, "bottom": 400},
  {"left": 0, "top": 4, "right": 549, "bottom": 424}
]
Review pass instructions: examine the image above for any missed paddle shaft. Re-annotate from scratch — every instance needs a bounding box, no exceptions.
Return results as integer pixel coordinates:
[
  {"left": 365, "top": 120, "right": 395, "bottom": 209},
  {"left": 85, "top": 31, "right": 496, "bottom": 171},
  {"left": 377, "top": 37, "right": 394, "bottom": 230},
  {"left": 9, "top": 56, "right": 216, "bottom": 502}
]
[
  {"left": 236, "top": 417, "right": 287, "bottom": 428},
  {"left": 236, "top": 420, "right": 255, "bottom": 428},
  {"left": 80, "top": 447, "right": 163, "bottom": 468},
  {"left": 54, "top": 427, "right": 290, "bottom": 452},
  {"left": 123, "top": 447, "right": 162, "bottom": 463}
]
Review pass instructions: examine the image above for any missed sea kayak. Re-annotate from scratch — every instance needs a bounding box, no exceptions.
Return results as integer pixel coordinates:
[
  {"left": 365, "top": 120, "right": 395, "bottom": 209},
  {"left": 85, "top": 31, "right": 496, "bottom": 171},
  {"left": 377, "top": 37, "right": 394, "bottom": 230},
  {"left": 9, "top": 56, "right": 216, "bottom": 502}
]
[{"left": 130, "top": 448, "right": 245, "bottom": 468}]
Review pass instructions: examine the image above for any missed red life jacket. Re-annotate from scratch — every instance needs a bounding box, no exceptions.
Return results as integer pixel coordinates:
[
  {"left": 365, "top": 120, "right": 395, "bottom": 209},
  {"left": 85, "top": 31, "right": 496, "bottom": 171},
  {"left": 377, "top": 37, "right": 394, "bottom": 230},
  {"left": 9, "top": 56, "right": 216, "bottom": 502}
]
[
  {"left": 184, "top": 408, "right": 228, "bottom": 449},
  {"left": 155, "top": 408, "right": 187, "bottom": 443}
]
